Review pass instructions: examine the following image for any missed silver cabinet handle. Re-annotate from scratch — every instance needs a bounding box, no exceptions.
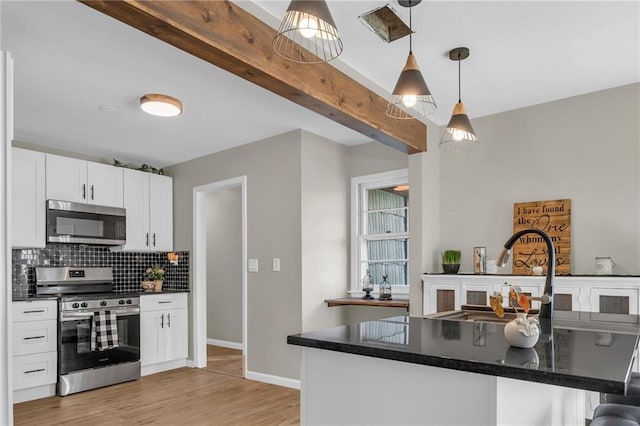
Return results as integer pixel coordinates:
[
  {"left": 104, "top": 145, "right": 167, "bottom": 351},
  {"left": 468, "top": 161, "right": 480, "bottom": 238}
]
[
  {"left": 158, "top": 301, "right": 172, "bottom": 304},
  {"left": 153, "top": 233, "right": 156, "bottom": 247},
  {"left": 90, "top": 184, "right": 95, "bottom": 200},
  {"left": 23, "top": 310, "right": 45, "bottom": 314},
  {"left": 23, "top": 336, "right": 45, "bottom": 340},
  {"left": 161, "top": 313, "right": 164, "bottom": 328},
  {"left": 168, "top": 313, "right": 171, "bottom": 328},
  {"left": 146, "top": 233, "right": 149, "bottom": 247},
  {"left": 82, "top": 183, "right": 86, "bottom": 199},
  {"left": 24, "top": 368, "right": 46, "bottom": 374}
]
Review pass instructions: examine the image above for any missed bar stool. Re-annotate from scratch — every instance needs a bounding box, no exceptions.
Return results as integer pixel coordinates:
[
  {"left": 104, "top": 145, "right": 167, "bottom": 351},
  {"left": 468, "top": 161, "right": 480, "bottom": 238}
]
[{"left": 592, "top": 373, "right": 640, "bottom": 425}]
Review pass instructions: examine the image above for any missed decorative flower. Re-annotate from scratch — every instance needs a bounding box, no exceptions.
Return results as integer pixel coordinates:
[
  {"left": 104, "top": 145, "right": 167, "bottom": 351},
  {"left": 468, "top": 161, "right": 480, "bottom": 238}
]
[
  {"left": 489, "top": 284, "right": 531, "bottom": 318},
  {"left": 145, "top": 265, "right": 165, "bottom": 281}
]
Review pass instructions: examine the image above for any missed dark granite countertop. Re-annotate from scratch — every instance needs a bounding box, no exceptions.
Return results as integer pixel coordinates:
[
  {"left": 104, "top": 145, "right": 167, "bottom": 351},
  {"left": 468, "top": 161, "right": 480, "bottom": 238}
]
[
  {"left": 288, "top": 314, "right": 640, "bottom": 394},
  {"left": 138, "top": 290, "right": 190, "bottom": 295},
  {"left": 12, "top": 295, "right": 59, "bottom": 302}
]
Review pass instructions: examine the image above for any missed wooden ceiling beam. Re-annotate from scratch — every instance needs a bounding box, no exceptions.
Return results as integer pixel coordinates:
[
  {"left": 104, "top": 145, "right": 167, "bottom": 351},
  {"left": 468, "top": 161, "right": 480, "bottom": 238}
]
[{"left": 80, "top": 0, "right": 426, "bottom": 153}]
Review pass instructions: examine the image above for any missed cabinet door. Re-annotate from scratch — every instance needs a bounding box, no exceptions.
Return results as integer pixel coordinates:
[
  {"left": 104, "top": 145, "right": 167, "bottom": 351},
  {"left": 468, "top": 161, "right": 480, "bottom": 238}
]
[
  {"left": 140, "top": 310, "right": 165, "bottom": 366},
  {"left": 429, "top": 284, "right": 461, "bottom": 313},
  {"left": 12, "top": 148, "right": 46, "bottom": 248},
  {"left": 164, "top": 309, "right": 188, "bottom": 362},
  {"left": 590, "top": 288, "right": 639, "bottom": 323},
  {"left": 87, "top": 162, "right": 123, "bottom": 207},
  {"left": 45, "top": 154, "right": 87, "bottom": 203},
  {"left": 122, "top": 169, "right": 150, "bottom": 251},
  {"left": 148, "top": 174, "right": 173, "bottom": 251}
]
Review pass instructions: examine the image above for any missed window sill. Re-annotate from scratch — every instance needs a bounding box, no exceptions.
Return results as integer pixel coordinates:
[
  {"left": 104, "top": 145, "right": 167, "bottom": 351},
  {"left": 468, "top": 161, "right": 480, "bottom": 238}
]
[{"left": 325, "top": 297, "right": 409, "bottom": 311}]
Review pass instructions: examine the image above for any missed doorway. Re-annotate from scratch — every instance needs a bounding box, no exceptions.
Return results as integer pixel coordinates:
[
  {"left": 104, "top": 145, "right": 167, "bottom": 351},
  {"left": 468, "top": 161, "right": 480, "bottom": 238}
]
[{"left": 192, "top": 177, "right": 247, "bottom": 375}]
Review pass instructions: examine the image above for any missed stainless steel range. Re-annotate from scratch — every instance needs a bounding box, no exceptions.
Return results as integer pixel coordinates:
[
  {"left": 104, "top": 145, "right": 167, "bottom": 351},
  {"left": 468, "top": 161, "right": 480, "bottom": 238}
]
[{"left": 36, "top": 267, "right": 141, "bottom": 396}]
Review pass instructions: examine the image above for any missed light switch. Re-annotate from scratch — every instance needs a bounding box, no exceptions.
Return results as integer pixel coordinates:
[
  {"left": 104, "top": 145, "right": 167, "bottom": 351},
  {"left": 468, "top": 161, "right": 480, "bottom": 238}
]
[
  {"left": 248, "top": 258, "right": 259, "bottom": 272},
  {"left": 273, "top": 258, "right": 281, "bottom": 272}
]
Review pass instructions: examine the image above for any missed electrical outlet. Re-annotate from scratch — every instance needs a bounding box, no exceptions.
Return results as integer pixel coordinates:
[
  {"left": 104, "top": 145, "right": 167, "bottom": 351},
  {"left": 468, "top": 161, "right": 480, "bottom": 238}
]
[
  {"left": 248, "top": 258, "right": 259, "bottom": 272},
  {"left": 273, "top": 258, "right": 280, "bottom": 272}
]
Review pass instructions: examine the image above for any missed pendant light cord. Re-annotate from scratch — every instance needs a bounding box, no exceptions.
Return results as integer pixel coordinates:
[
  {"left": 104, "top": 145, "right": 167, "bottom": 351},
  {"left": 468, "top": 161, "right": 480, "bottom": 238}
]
[
  {"left": 457, "top": 52, "right": 462, "bottom": 103},
  {"left": 409, "top": 0, "right": 413, "bottom": 54}
]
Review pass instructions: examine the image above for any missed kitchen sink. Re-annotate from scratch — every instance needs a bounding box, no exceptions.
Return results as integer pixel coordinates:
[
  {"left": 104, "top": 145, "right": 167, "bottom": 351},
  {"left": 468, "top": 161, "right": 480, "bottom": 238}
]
[{"left": 428, "top": 305, "right": 539, "bottom": 324}]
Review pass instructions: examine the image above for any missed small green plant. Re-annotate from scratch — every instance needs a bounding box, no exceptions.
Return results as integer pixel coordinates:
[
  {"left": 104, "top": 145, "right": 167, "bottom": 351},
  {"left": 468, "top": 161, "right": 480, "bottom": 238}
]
[{"left": 442, "top": 250, "right": 461, "bottom": 264}]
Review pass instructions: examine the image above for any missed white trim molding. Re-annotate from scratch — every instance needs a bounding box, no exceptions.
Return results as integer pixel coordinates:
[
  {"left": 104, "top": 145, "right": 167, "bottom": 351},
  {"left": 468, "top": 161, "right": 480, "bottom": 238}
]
[
  {"left": 1, "top": 50, "right": 14, "bottom": 425},
  {"left": 350, "top": 168, "right": 410, "bottom": 295},
  {"left": 192, "top": 176, "right": 247, "bottom": 375},
  {"left": 246, "top": 370, "right": 300, "bottom": 390},
  {"left": 207, "top": 338, "right": 243, "bottom": 351}
]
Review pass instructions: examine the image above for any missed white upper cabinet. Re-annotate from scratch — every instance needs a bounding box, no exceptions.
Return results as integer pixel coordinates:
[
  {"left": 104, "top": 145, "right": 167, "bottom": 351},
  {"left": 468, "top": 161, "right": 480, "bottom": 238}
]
[
  {"left": 149, "top": 173, "right": 173, "bottom": 252},
  {"left": 87, "top": 162, "right": 124, "bottom": 207},
  {"left": 121, "top": 169, "right": 172, "bottom": 252},
  {"left": 45, "top": 153, "right": 123, "bottom": 207},
  {"left": 12, "top": 148, "right": 46, "bottom": 248}
]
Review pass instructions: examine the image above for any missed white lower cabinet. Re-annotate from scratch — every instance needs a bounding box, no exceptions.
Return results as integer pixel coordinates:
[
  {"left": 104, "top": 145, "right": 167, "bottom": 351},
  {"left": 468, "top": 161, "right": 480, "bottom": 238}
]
[
  {"left": 12, "top": 300, "right": 58, "bottom": 403},
  {"left": 140, "top": 293, "right": 187, "bottom": 375}
]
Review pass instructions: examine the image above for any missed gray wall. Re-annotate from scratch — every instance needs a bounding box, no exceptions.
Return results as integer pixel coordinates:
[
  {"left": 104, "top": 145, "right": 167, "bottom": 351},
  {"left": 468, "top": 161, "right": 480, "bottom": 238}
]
[
  {"left": 166, "top": 130, "right": 303, "bottom": 380},
  {"left": 206, "top": 187, "right": 242, "bottom": 344},
  {"left": 437, "top": 83, "right": 640, "bottom": 275},
  {"left": 300, "top": 132, "right": 348, "bottom": 332}
]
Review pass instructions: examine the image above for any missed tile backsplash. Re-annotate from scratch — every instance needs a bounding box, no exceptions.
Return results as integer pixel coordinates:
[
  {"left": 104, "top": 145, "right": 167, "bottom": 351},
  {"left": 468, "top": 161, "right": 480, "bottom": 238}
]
[{"left": 12, "top": 244, "right": 189, "bottom": 298}]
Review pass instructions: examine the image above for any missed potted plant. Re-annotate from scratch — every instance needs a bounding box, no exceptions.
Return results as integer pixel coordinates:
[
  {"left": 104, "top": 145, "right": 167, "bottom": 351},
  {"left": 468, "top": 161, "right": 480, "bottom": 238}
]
[
  {"left": 145, "top": 265, "right": 165, "bottom": 292},
  {"left": 441, "top": 250, "right": 461, "bottom": 274}
]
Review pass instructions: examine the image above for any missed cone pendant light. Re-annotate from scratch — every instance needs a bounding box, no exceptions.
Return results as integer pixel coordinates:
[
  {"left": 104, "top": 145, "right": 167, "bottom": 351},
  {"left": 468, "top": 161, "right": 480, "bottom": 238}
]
[
  {"left": 439, "top": 47, "right": 479, "bottom": 151},
  {"left": 385, "top": 0, "right": 436, "bottom": 119},
  {"left": 273, "top": 0, "right": 343, "bottom": 64}
]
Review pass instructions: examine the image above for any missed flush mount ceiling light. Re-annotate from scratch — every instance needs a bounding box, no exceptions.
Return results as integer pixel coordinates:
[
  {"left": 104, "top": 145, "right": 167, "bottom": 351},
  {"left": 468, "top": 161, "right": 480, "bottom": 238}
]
[
  {"left": 139, "top": 93, "right": 182, "bottom": 117},
  {"left": 439, "top": 47, "right": 479, "bottom": 151},
  {"left": 273, "top": 0, "right": 343, "bottom": 64},
  {"left": 385, "top": 0, "right": 436, "bottom": 119}
]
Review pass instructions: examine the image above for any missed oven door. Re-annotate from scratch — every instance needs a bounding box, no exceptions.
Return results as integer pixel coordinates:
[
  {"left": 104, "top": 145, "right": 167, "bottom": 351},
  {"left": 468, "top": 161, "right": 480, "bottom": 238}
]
[{"left": 59, "top": 307, "right": 140, "bottom": 375}]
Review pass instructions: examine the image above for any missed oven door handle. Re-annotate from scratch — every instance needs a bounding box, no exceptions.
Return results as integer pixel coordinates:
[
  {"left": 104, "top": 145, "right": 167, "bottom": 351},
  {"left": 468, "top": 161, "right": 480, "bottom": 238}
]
[{"left": 60, "top": 307, "right": 140, "bottom": 321}]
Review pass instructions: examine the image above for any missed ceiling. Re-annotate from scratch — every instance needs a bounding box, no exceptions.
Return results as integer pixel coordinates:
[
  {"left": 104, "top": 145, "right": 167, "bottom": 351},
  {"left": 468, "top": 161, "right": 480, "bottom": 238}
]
[{"left": 1, "top": 1, "right": 638, "bottom": 168}]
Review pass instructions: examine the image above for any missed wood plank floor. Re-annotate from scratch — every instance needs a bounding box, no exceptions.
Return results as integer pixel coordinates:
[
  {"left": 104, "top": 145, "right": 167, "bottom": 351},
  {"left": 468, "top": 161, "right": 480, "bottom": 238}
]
[
  {"left": 14, "top": 349, "right": 300, "bottom": 425},
  {"left": 203, "top": 345, "right": 244, "bottom": 378}
]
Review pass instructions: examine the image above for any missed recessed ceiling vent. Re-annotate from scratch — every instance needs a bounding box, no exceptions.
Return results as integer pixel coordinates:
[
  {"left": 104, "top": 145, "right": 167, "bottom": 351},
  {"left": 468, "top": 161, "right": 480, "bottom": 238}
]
[{"left": 358, "top": 4, "right": 412, "bottom": 43}]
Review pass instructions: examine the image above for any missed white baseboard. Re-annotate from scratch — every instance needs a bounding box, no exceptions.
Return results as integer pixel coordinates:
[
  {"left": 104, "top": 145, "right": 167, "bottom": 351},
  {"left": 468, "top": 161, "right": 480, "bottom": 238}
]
[
  {"left": 207, "top": 338, "right": 243, "bottom": 351},
  {"left": 185, "top": 359, "right": 195, "bottom": 368},
  {"left": 141, "top": 359, "right": 186, "bottom": 376},
  {"left": 246, "top": 370, "right": 300, "bottom": 390}
]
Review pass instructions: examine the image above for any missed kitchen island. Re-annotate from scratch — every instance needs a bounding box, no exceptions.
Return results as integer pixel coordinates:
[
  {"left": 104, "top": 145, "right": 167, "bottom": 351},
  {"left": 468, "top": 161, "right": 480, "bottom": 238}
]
[{"left": 288, "top": 314, "right": 640, "bottom": 425}]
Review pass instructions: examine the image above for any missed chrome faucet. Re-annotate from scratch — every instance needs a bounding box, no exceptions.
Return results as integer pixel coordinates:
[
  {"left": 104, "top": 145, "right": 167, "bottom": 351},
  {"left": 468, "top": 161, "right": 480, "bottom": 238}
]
[{"left": 496, "top": 228, "right": 555, "bottom": 321}]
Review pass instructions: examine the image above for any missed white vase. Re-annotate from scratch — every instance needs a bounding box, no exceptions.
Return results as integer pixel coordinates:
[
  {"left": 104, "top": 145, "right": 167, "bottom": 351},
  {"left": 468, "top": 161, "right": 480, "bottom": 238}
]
[{"left": 504, "top": 313, "right": 540, "bottom": 348}]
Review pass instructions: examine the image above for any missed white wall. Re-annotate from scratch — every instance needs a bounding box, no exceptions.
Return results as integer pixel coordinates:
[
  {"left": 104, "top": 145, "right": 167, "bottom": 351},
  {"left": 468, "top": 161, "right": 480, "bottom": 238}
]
[
  {"left": 206, "top": 187, "right": 242, "bottom": 344},
  {"left": 437, "top": 83, "right": 640, "bottom": 275}
]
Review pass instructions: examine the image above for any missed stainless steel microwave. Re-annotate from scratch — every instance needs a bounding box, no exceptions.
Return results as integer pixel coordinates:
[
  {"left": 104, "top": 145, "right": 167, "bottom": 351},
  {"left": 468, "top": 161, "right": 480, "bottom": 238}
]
[{"left": 46, "top": 200, "right": 126, "bottom": 245}]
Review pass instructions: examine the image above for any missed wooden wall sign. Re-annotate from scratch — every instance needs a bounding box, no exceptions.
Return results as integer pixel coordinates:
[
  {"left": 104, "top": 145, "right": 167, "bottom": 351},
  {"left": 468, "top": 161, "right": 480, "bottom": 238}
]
[{"left": 512, "top": 199, "right": 571, "bottom": 275}]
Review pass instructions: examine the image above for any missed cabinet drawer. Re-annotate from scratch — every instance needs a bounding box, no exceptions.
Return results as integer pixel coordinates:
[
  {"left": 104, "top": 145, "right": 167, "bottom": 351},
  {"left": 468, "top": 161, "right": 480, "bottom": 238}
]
[
  {"left": 141, "top": 293, "right": 187, "bottom": 311},
  {"left": 13, "top": 301, "right": 57, "bottom": 322},
  {"left": 13, "top": 320, "right": 57, "bottom": 356},
  {"left": 13, "top": 351, "right": 57, "bottom": 390}
]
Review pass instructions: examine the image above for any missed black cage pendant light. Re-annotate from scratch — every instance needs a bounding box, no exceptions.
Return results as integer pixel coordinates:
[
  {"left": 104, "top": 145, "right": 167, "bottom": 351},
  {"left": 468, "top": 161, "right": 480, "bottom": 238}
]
[
  {"left": 273, "top": 0, "right": 343, "bottom": 64},
  {"left": 439, "top": 47, "right": 479, "bottom": 151},
  {"left": 385, "top": 0, "right": 436, "bottom": 119}
]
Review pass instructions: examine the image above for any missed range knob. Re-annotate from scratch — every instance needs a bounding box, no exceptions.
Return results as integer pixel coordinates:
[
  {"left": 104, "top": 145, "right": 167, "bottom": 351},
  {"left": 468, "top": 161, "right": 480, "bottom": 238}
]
[
  {"left": 72, "top": 303, "right": 80, "bottom": 309},
  {"left": 119, "top": 299, "right": 125, "bottom": 305},
  {"left": 80, "top": 302, "right": 88, "bottom": 308},
  {"left": 126, "top": 299, "right": 132, "bottom": 305},
  {"left": 100, "top": 301, "right": 107, "bottom": 307}
]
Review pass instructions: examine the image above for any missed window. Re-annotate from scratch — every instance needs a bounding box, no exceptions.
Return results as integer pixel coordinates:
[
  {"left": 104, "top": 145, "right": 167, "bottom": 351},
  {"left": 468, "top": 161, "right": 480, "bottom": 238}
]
[{"left": 351, "top": 169, "right": 409, "bottom": 295}]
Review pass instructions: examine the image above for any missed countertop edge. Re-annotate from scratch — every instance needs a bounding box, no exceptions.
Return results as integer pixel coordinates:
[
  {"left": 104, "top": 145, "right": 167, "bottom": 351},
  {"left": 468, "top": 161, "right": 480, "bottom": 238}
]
[{"left": 287, "top": 334, "right": 626, "bottom": 395}]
